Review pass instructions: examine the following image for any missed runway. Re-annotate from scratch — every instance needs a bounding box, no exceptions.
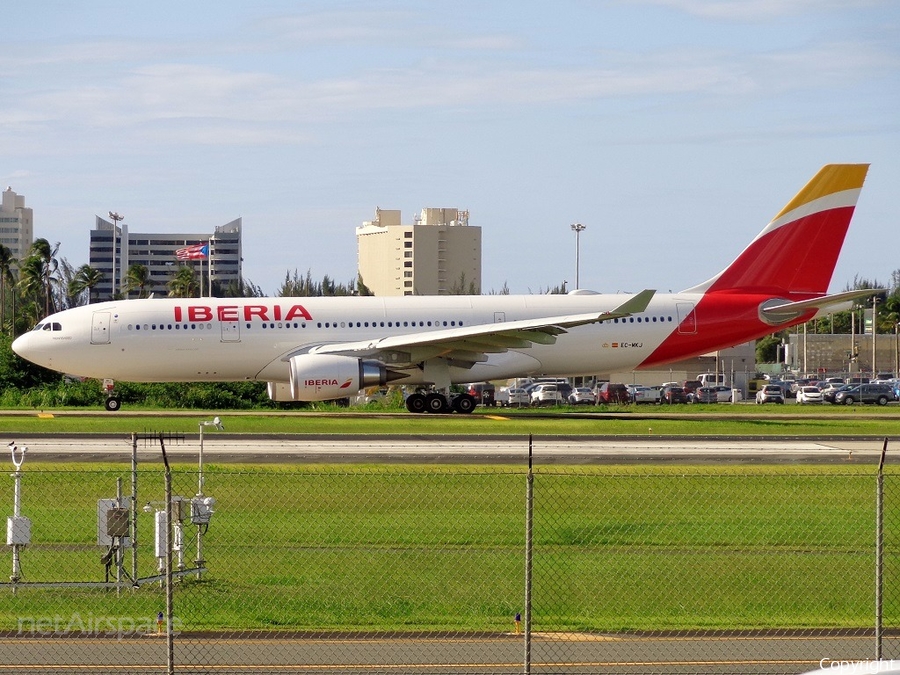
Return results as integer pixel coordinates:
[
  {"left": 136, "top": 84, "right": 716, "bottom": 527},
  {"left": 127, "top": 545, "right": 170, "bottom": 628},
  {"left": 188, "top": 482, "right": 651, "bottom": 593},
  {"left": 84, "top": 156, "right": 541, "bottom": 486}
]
[{"left": 11, "top": 432, "right": 891, "bottom": 465}]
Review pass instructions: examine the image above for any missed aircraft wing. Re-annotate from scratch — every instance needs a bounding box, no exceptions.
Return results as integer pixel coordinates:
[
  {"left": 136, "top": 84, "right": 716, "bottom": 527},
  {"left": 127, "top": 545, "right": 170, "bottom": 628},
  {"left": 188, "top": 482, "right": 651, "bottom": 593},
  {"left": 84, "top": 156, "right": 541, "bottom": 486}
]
[
  {"left": 760, "top": 289, "right": 884, "bottom": 322},
  {"left": 306, "top": 289, "right": 655, "bottom": 367}
]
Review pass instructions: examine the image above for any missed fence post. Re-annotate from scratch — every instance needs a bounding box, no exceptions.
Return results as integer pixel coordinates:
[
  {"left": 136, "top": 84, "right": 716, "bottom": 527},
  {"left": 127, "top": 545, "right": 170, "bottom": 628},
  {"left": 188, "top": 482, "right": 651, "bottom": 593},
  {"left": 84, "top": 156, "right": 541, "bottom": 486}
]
[
  {"left": 876, "top": 438, "right": 887, "bottom": 660},
  {"left": 524, "top": 434, "right": 534, "bottom": 674},
  {"left": 131, "top": 432, "right": 139, "bottom": 586},
  {"left": 160, "top": 435, "right": 175, "bottom": 675}
]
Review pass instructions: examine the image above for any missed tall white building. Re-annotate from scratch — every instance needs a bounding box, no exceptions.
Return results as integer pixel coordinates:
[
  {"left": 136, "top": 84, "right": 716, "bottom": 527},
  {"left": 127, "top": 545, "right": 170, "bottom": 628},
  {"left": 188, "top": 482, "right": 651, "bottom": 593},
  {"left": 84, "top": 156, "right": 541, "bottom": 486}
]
[
  {"left": 0, "top": 187, "right": 34, "bottom": 261},
  {"left": 356, "top": 207, "right": 481, "bottom": 296},
  {"left": 89, "top": 217, "right": 242, "bottom": 300}
]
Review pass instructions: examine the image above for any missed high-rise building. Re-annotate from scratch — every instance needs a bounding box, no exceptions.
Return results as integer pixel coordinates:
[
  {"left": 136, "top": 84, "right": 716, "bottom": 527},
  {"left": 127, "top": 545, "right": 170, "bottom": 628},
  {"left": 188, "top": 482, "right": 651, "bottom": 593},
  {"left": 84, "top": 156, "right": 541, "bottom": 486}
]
[
  {"left": 0, "top": 187, "right": 34, "bottom": 261},
  {"left": 90, "top": 216, "right": 242, "bottom": 300},
  {"left": 356, "top": 207, "right": 481, "bottom": 296}
]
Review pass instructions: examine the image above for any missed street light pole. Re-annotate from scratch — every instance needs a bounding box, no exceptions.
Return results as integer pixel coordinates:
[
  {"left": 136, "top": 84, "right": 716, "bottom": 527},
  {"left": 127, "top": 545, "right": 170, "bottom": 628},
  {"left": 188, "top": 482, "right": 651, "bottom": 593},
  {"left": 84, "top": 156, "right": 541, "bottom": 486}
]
[
  {"left": 108, "top": 211, "right": 123, "bottom": 299},
  {"left": 570, "top": 223, "right": 586, "bottom": 290}
]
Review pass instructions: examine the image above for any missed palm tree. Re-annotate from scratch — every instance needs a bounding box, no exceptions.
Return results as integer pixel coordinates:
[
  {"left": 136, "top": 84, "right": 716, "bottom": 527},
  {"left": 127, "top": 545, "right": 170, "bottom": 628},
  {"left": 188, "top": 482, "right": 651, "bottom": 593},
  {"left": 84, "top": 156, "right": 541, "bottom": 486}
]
[
  {"left": 69, "top": 264, "right": 105, "bottom": 305},
  {"left": 123, "top": 263, "right": 153, "bottom": 299},
  {"left": 167, "top": 265, "right": 198, "bottom": 298},
  {"left": 0, "top": 245, "right": 15, "bottom": 334},
  {"left": 23, "top": 239, "right": 60, "bottom": 317},
  {"left": 17, "top": 254, "right": 49, "bottom": 323}
]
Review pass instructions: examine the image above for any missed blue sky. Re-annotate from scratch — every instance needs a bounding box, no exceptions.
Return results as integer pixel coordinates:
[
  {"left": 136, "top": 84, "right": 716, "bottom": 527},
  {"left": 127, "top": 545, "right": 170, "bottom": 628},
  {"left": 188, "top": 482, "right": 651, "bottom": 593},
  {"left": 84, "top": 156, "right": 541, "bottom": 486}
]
[{"left": 2, "top": 0, "right": 898, "bottom": 296}]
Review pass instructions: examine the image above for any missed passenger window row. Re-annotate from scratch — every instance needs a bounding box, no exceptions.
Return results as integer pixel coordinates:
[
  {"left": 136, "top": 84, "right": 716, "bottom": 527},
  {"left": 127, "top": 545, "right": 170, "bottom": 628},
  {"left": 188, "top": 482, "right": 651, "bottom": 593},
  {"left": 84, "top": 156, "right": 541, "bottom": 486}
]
[
  {"left": 124, "top": 319, "right": 466, "bottom": 331},
  {"left": 612, "top": 316, "right": 674, "bottom": 324}
]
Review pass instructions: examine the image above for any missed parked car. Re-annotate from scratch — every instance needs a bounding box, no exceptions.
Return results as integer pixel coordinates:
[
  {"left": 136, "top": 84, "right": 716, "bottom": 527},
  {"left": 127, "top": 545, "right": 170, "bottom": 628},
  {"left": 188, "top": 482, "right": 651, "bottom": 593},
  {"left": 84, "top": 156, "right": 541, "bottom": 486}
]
[
  {"left": 682, "top": 380, "right": 702, "bottom": 402},
  {"left": 756, "top": 385, "right": 785, "bottom": 404},
  {"left": 466, "top": 382, "right": 495, "bottom": 407},
  {"left": 568, "top": 387, "right": 595, "bottom": 405},
  {"left": 693, "top": 387, "right": 719, "bottom": 403},
  {"left": 822, "top": 384, "right": 852, "bottom": 404},
  {"left": 834, "top": 383, "right": 895, "bottom": 406},
  {"left": 796, "top": 386, "right": 824, "bottom": 404},
  {"left": 660, "top": 385, "right": 688, "bottom": 404},
  {"left": 596, "top": 382, "right": 631, "bottom": 404},
  {"left": 497, "top": 386, "right": 530, "bottom": 407},
  {"left": 530, "top": 383, "right": 563, "bottom": 406},
  {"left": 712, "top": 385, "right": 741, "bottom": 402},
  {"left": 768, "top": 380, "right": 793, "bottom": 398},
  {"left": 630, "top": 385, "right": 661, "bottom": 404}
]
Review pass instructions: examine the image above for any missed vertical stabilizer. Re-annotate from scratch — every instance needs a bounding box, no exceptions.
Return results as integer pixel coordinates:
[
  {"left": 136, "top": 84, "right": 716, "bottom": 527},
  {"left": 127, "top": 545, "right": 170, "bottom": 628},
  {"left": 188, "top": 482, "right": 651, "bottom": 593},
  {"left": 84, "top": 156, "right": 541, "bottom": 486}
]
[{"left": 683, "top": 164, "right": 869, "bottom": 296}]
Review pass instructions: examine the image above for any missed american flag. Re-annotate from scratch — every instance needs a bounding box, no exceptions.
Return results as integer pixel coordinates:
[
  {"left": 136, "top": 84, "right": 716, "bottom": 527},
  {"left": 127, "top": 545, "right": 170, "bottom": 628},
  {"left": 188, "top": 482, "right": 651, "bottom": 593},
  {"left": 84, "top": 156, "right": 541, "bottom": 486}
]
[{"left": 175, "top": 243, "right": 209, "bottom": 261}]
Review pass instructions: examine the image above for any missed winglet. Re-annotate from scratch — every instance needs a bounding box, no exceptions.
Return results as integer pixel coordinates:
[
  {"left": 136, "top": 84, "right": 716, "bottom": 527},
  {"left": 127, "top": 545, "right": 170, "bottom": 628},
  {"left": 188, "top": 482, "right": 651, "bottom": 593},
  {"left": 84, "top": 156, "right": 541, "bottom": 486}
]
[{"left": 602, "top": 289, "right": 656, "bottom": 319}]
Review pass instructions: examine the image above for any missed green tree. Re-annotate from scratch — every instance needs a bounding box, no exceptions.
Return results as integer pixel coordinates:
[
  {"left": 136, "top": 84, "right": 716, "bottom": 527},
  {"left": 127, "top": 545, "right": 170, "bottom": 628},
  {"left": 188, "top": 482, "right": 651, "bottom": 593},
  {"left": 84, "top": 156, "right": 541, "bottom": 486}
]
[
  {"left": 167, "top": 265, "right": 199, "bottom": 298},
  {"left": 449, "top": 271, "right": 479, "bottom": 295},
  {"left": 756, "top": 332, "right": 786, "bottom": 364},
  {"left": 0, "top": 244, "right": 15, "bottom": 334},
  {"left": 31, "top": 239, "right": 60, "bottom": 317},
  {"left": 123, "top": 263, "right": 153, "bottom": 299},
  {"left": 356, "top": 273, "right": 374, "bottom": 297},
  {"left": 69, "top": 264, "right": 105, "bottom": 305}
]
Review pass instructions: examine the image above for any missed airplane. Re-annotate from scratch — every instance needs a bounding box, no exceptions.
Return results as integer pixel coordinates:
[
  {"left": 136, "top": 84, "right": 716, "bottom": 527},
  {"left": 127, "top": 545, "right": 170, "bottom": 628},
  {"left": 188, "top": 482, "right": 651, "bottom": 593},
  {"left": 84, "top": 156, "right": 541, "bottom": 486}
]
[{"left": 12, "top": 164, "right": 876, "bottom": 413}]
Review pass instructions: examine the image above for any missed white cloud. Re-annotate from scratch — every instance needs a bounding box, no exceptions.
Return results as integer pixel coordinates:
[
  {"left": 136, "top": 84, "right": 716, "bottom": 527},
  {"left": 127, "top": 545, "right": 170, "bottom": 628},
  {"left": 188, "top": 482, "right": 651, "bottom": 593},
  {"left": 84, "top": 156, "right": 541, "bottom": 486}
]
[{"left": 628, "top": 0, "right": 879, "bottom": 21}]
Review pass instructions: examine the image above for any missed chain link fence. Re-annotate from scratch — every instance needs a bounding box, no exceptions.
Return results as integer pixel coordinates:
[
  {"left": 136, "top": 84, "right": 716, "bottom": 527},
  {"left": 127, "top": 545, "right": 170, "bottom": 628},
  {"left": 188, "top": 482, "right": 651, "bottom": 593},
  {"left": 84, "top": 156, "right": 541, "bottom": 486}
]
[{"left": 2, "top": 447, "right": 899, "bottom": 673}]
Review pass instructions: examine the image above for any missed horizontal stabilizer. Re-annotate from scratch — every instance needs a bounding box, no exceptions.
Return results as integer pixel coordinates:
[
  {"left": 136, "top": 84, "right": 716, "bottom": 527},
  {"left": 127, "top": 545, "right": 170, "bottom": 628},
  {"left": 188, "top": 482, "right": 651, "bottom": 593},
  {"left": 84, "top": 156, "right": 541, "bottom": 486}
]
[{"left": 760, "top": 289, "right": 884, "bottom": 322}]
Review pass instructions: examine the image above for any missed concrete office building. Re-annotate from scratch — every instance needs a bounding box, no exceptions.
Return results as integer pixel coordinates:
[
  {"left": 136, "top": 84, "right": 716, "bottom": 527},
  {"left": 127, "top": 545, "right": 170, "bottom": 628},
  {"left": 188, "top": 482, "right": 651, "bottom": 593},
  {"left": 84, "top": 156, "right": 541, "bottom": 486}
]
[
  {"left": 90, "top": 216, "right": 242, "bottom": 300},
  {"left": 356, "top": 207, "right": 481, "bottom": 296},
  {"left": 0, "top": 187, "right": 33, "bottom": 261}
]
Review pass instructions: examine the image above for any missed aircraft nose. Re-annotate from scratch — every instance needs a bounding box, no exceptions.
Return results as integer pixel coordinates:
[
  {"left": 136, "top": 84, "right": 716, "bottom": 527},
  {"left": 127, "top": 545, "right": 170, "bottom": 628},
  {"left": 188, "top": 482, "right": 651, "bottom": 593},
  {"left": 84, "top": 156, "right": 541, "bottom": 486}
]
[{"left": 11, "top": 332, "right": 38, "bottom": 363}]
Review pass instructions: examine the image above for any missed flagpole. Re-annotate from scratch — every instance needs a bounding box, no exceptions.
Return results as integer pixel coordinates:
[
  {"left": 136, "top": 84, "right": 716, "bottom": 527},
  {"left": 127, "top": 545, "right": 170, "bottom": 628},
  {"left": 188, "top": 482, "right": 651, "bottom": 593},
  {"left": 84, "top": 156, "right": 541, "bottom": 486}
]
[{"left": 207, "top": 239, "right": 212, "bottom": 297}]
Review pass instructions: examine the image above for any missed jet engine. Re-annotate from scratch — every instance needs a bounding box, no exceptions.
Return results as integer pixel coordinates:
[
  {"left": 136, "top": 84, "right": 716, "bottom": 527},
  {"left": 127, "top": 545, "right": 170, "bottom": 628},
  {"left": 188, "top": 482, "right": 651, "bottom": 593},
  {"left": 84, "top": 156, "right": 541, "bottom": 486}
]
[{"left": 268, "top": 354, "right": 405, "bottom": 402}]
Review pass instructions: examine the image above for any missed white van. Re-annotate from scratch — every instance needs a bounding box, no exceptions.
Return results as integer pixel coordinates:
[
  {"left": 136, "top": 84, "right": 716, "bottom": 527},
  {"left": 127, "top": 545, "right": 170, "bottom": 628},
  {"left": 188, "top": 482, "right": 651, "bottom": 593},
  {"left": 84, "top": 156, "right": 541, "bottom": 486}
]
[{"left": 697, "top": 373, "right": 726, "bottom": 387}]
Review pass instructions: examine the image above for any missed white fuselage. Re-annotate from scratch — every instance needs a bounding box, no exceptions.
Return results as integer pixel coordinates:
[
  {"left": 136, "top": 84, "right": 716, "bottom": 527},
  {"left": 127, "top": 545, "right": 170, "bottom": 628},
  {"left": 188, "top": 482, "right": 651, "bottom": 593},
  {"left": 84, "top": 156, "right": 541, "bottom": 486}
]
[{"left": 12, "top": 293, "right": 701, "bottom": 385}]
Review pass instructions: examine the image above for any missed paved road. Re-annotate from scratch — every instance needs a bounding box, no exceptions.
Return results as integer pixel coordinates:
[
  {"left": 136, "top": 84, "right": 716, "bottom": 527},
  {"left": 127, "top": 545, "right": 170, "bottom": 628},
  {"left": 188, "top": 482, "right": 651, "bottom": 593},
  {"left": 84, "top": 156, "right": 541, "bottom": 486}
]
[{"left": 0, "top": 630, "right": 888, "bottom": 674}]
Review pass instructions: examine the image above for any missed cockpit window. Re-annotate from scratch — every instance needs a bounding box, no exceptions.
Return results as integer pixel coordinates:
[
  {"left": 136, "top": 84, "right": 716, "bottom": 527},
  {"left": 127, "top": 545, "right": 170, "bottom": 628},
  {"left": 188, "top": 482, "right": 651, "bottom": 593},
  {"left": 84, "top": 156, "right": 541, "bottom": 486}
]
[
  {"left": 33, "top": 323, "right": 44, "bottom": 331},
  {"left": 37, "top": 322, "right": 62, "bottom": 332}
]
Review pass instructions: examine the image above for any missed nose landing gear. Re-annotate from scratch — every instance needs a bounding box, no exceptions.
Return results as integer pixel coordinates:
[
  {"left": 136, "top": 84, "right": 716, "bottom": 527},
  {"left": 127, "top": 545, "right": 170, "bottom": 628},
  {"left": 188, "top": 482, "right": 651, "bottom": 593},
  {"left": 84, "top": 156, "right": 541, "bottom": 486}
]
[{"left": 102, "top": 378, "right": 122, "bottom": 412}]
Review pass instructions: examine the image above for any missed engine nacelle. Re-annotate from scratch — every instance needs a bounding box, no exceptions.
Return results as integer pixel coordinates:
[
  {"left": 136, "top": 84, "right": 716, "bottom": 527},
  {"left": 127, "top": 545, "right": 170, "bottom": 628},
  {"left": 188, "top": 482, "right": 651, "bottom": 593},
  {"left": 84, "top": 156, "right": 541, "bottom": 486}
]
[{"left": 268, "top": 354, "right": 404, "bottom": 402}]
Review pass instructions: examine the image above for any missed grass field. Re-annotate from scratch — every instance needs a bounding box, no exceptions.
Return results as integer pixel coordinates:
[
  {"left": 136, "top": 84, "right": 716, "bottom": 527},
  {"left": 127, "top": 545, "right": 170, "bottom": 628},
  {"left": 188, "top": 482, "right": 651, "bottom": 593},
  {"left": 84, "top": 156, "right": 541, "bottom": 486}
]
[
  {"left": 2, "top": 462, "right": 897, "bottom": 634},
  {"left": 2, "top": 403, "right": 900, "bottom": 437}
]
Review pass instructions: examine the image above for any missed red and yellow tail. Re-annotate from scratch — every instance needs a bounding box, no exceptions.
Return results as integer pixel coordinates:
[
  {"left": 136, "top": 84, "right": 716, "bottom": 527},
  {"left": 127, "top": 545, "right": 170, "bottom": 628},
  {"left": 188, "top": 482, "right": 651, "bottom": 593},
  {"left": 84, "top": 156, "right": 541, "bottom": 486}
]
[{"left": 685, "top": 164, "right": 869, "bottom": 297}]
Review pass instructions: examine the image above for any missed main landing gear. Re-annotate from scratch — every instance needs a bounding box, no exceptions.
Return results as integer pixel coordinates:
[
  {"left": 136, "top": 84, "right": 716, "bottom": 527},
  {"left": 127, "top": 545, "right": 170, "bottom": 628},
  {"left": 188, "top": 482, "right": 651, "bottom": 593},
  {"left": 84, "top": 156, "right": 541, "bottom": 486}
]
[{"left": 405, "top": 391, "right": 477, "bottom": 414}]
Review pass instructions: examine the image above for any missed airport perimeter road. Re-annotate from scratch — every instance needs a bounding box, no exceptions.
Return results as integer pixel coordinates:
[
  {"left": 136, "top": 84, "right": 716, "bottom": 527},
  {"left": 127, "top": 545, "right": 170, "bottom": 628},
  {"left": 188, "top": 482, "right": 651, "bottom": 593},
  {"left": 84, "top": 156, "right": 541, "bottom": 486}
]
[
  {"left": 0, "top": 630, "right": 882, "bottom": 674},
  {"left": 8, "top": 433, "right": 892, "bottom": 465}
]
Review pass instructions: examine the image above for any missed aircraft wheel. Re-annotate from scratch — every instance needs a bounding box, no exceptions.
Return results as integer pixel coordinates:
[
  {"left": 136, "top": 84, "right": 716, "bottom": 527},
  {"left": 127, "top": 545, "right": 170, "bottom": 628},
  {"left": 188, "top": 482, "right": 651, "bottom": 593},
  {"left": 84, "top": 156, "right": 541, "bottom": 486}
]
[
  {"left": 405, "top": 393, "right": 426, "bottom": 413},
  {"left": 425, "top": 393, "right": 448, "bottom": 413},
  {"left": 105, "top": 396, "right": 122, "bottom": 412},
  {"left": 453, "top": 394, "right": 476, "bottom": 414}
]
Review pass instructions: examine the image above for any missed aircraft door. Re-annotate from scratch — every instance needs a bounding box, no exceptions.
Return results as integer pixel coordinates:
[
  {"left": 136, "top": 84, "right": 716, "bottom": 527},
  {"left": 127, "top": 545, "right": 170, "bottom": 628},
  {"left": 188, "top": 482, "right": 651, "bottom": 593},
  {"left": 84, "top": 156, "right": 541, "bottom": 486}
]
[
  {"left": 91, "top": 312, "right": 111, "bottom": 345},
  {"left": 220, "top": 320, "right": 240, "bottom": 342},
  {"left": 676, "top": 302, "right": 697, "bottom": 334}
]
